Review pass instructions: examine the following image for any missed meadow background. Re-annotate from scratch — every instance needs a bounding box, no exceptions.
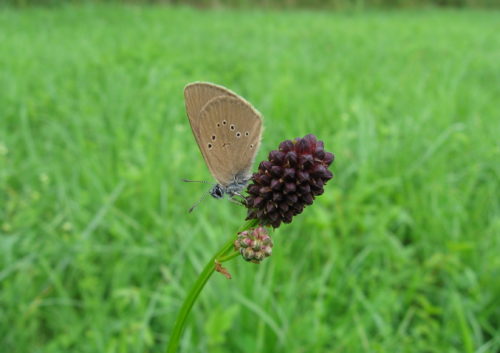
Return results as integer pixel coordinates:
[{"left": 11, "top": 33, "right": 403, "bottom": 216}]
[{"left": 1, "top": 1, "right": 499, "bottom": 353}]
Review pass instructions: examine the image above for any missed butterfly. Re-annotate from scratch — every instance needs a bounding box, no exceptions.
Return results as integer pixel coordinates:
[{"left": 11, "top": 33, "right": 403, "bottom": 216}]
[{"left": 184, "top": 82, "right": 263, "bottom": 212}]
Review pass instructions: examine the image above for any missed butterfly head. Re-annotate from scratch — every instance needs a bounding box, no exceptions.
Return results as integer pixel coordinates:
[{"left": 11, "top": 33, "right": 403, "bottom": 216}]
[{"left": 209, "top": 184, "right": 225, "bottom": 199}]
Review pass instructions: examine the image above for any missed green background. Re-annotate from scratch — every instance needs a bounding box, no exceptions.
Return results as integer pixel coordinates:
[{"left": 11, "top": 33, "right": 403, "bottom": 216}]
[
  {"left": 1, "top": 3, "right": 499, "bottom": 353},
  {"left": 3, "top": 0, "right": 499, "bottom": 9}
]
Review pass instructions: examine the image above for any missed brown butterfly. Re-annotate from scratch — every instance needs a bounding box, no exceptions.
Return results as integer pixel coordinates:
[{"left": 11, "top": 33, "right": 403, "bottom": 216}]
[{"left": 184, "top": 82, "right": 263, "bottom": 211}]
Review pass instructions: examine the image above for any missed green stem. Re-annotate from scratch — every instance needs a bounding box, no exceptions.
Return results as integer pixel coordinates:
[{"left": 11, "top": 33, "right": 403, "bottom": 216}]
[
  {"left": 166, "top": 219, "right": 258, "bottom": 353},
  {"left": 217, "top": 251, "right": 240, "bottom": 263}
]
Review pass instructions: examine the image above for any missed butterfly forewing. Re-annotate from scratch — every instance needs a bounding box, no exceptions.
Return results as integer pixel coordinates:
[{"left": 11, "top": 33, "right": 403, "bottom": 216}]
[
  {"left": 197, "top": 96, "right": 262, "bottom": 187},
  {"left": 184, "top": 82, "right": 237, "bottom": 140}
]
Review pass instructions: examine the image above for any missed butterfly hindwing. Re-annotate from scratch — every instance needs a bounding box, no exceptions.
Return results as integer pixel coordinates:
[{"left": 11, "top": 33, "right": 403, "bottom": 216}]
[
  {"left": 196, "top": 96, "right": 262, "bottom": 187},
  {"left": 184, "top": 82, "right": 237, "bottom": 141}
]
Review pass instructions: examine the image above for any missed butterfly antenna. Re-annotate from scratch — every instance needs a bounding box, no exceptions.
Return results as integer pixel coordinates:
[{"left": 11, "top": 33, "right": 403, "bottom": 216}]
[
  {"left": 182, "top": 179, "right": 211, "bottom": 184},
  {"left": 188, "top": 192, "right": 211, "bottom": 213}
]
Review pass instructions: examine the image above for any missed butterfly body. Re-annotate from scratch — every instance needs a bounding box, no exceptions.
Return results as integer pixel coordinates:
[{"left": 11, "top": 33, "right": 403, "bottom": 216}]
[
  {"left": 209, "top": 171, "right": 251, "bottom": 199},
  {"left": 184, "top": 82, "right": 262, "bottom": 208}
]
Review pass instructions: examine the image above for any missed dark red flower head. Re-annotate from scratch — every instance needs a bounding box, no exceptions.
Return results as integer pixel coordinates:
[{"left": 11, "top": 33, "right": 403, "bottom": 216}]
[{"left": 245, "top": 134, "right": 334, "bottom": 228}]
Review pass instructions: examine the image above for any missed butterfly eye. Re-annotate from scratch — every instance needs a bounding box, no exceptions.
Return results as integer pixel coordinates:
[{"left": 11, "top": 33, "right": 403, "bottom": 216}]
[
  {"left": 208, "top": 143, "right": 213, "bottom": 149},
  {"left": 230, "top": 124, "right": 235, "bottom": 131},
  {"left": 236, "top": 132, "right": 241, "bottom": 138},
  {"left": 245, "top": 132, "right": 249, "bottom": 136}
]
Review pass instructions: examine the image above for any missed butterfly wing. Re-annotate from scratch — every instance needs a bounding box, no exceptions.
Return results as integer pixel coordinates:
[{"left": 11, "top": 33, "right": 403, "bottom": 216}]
[
  {"left": 197, "top": 96, "right": 262, "bottom": 187},
  {"left": 184, "top": 82, "right": 237, "bottom": 141}
]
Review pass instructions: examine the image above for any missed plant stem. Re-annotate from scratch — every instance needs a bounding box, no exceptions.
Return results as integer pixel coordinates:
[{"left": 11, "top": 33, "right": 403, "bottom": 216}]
[
  {"left": 217, "top": 251, "right": 240, "bottom": 263},
  {"left": 166, "top": 220, "right": 258, "bottom": 353}
]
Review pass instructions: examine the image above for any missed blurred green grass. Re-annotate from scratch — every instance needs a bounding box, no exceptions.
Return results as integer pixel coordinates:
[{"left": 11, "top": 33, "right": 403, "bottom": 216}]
[
  {"left": 3, "top": 0, "right": 499, "bottom": 10},
  {"left": 1, "top": 3, "right": 499, "bottom": 353}
]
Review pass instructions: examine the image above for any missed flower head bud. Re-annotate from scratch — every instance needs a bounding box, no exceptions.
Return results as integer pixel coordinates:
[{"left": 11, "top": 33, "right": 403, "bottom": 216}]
[
  {"left": 234, "top": 227, "right": 273, "bottom": 263},
  {"left": 245, "top": 134, "right": 334, "bottom": 228}
]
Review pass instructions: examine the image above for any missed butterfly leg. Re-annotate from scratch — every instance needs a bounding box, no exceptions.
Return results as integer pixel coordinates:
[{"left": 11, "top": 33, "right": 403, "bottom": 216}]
[
  {"left": 229, "top": 190, "right": 251, "bottom": 207},
  {"left": 228, "top": 196, "right": 245, "bottom": 206}
]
